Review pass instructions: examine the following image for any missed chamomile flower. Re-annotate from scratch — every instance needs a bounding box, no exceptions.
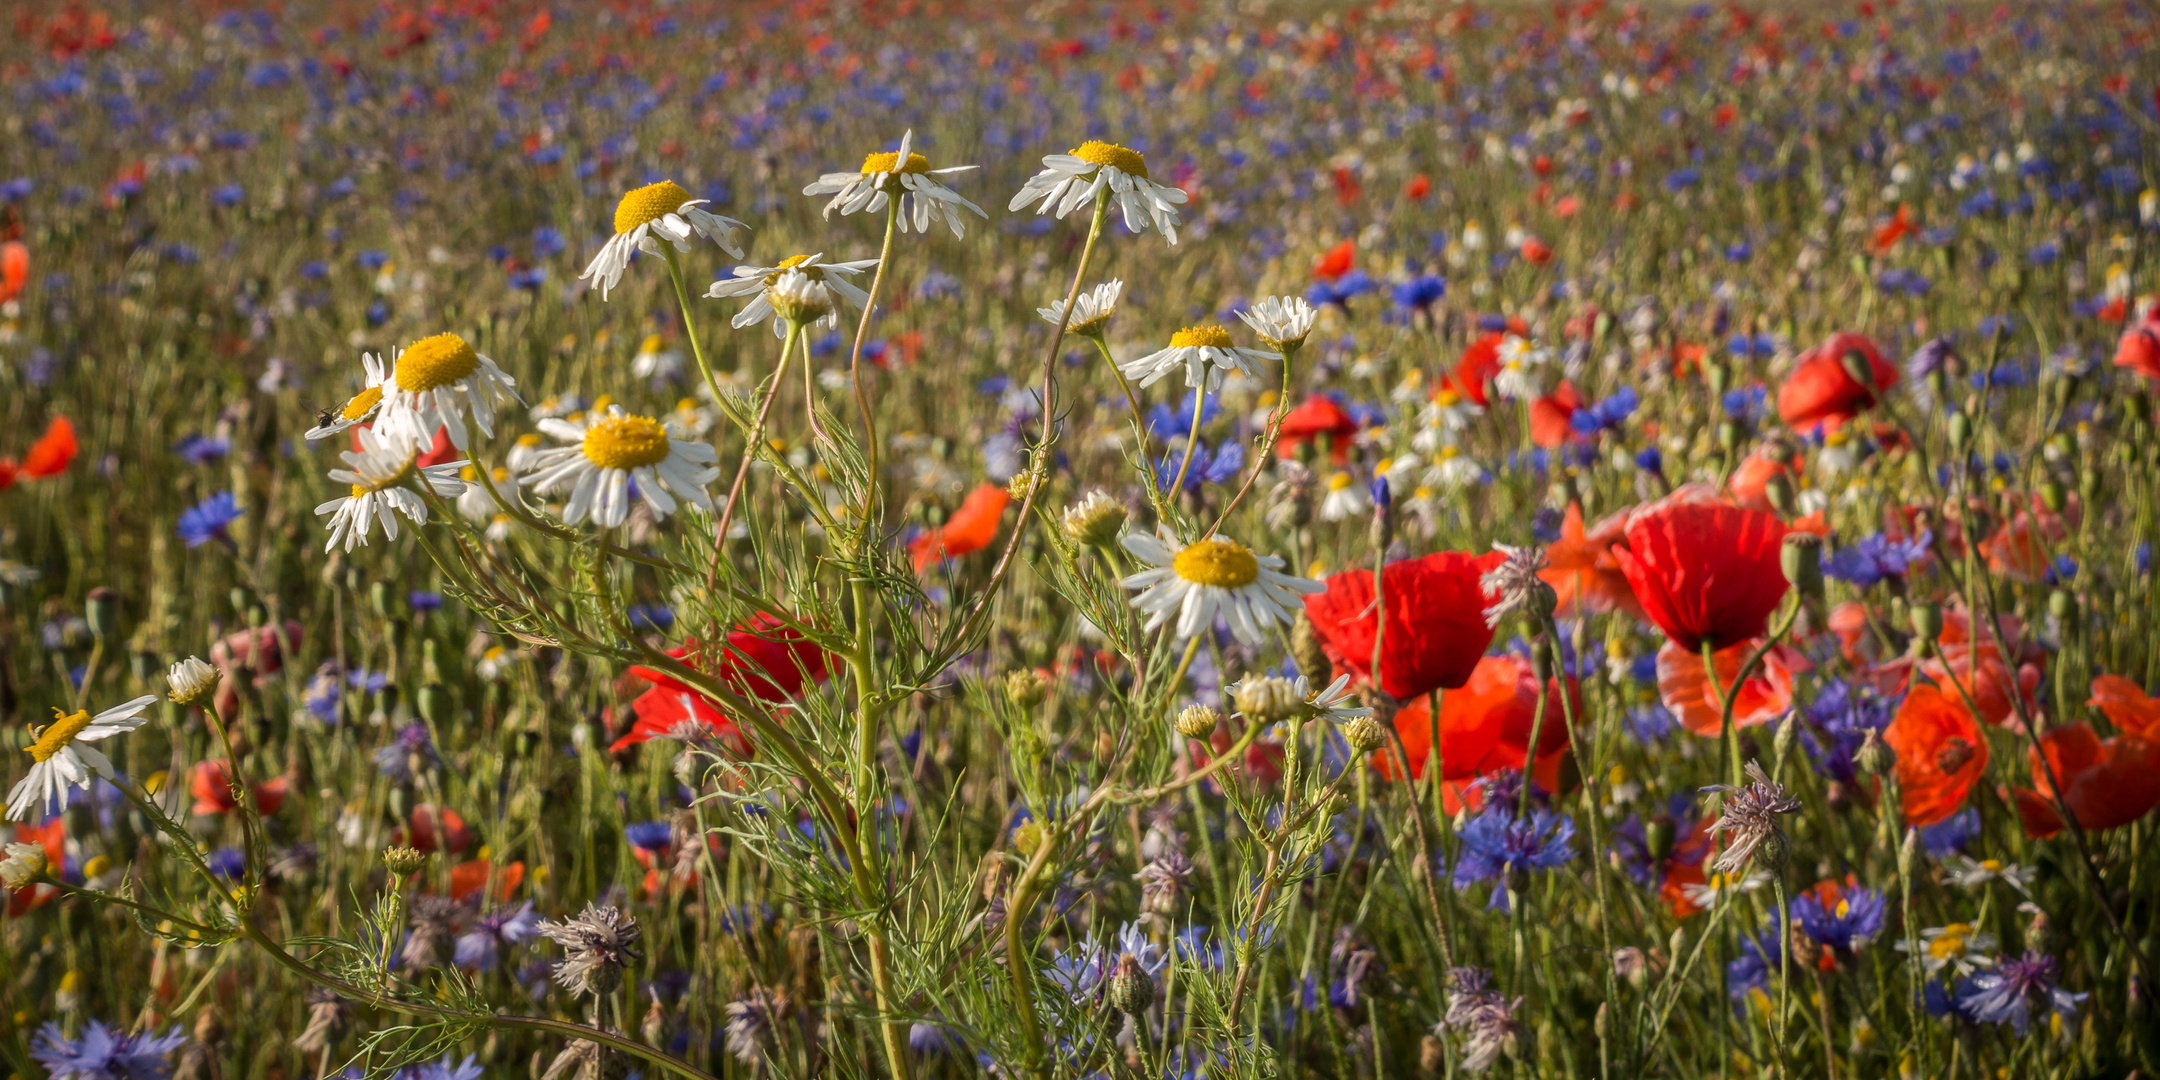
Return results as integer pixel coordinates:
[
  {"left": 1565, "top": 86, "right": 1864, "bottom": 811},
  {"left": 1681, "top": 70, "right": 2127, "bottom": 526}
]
[
  {"left": 455, "top": 465, "right": 515, "bottom": 523},
  {"left": 1424, "top": 446, "right": 1486, "bottom": 491},
  {"left": 374, "top": 332, "right": 522, "bottom": 452},
  {"left": 1411, "top": 387, "right": 1483, "bottom": 451},
  {"left": 1318, "top": 471, "right": 1370, "bottom": 522},
  {"left": 1009, "top": 140, "right": 1188, "bottom": 244},
  {"left": 1301, "top": 673, "right": 1373, "bottom": 722},
  {"left": 1119, "top": 325, "right": 1272, "bottom": 393},
  {"left": 707, "top": 254, "right": 880, "bottom": 338},
  {"left": 1678, "top": 869, "right": 1771, "bottom": 909},
  {"left": 1039, "top": 280, "right": 1123, "bottom": 339},
  {"left": 802, "top": 130, "right": 986, "bottom": 238},
  {"left": 1492, "top": 335, "right": 1550, "bottom": 401},
  {"left": 6, "top": 695, "right": 156, "bottom": 820},
  {"left": 581, "top": 179, "right": 749, "bottom": 300},
  {"left": 314, "top": 426, "right": 467, "bottom": 554},
  {"left": 1236, "top": 295, "right": 1317, "bottom": 352},
  {"left": 1118, "top": 530, "right": 1321, "bottom": 644},
  {"left": 1944, "top": 856, "right": 2037, "bottom": 896},
  {"left": 305, "top": 351, "right": 388, "bottom": 440},
  {"left": 523, "top": 406, "right": 721, "bottom": 529},
  {"left": 630, "top": 335, "right": 683, "bottom": 382},
  {"left": 1896, "top": 922, "right": 1998, "bottom": 977}
]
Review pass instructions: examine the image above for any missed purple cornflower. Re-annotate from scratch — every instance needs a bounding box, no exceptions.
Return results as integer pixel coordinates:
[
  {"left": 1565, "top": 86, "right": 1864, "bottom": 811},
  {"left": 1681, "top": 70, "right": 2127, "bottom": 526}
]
[
  {"left": 453, "top": 899, "right": 539, "bottom": 971},
  {"left": 374, "top": 723, "right": 441, "bottom": 784},
  {"left": 1154, "top": 440, "right": 1244, "bottom": 494},
  {"left": 1792, "top": 879, "right": 1888, "bottom": 955},
  {"left": 1956, "top": 951, "right": 2086, "bottom": 1034},
  {"left": 395, "top": 1054, "right": 482, "bottom": 1080},
  {"left": 31, "top": 1020, "right": 188, "bottom": 1080},
  {"left": 1800, "top": 682, "right": 1894, "bottom": 784},
  {"left": 1450, "top": 807, "right": 1575, "bottom": 910},
  {"left": 1823, "top": 531, "right": 1930, "bottom": 588},
  {"left": 1725, "top": 928, "right": 1784, "bottom": 1008}
]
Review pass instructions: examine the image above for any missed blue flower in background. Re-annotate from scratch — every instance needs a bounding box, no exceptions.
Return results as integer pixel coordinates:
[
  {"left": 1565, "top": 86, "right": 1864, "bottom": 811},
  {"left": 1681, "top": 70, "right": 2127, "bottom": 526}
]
[
  {"left": 177, "top": 492, "right": 243, "bottom": 547},
  {"left": 1824, "top": 531, "right": 1929, "bottom": 588},
  {"left": 30, "top": 1021, "right": 188, "bottom": 1080},
  {"left": 1155, "top": 441, "right": 1244, "bottom": 494},
  {"left": 1450, "top": 807, "right": 1575, "bottom": 910}
]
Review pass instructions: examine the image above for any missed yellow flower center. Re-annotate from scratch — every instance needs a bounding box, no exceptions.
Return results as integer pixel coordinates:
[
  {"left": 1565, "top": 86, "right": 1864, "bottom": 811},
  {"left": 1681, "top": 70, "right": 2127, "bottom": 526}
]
[
  {"left": 1169, "top": 325, "right": 1234, "bottom": 349},
  {"left": 860, "top": 151, "right": 931, "bottom": 174},
  {"left": 395, "top": 333, "right": 481, "bottom": 392},
  {"left": 1327, "top": 471, "right": 1353, "bottom": 491},
  {"left": 517, "top": 433, "right": 541, "bottom": 448},
  {"left": 340, "top": 384, "right": 384, "bottom": 421},
  {"left": 1929, "top": 925, "right": 1971, "bottom": 959},
  {"left": 613, "top": 180, "right": 693, "bottom": 235},
  {"left": 28, "top": 709, "right": 93, "bottom": 763},
  {"left": 351, "top": 458, "right": 418, "bottom": 497},
  {"left": 1171, "top": 537, "right": 1260, "bottom": 588},
  {"left": 639, "top": 334, "right": 664, "bottom": 353},
  {"left": 1070, "top": 140, "right": 1149, "bottom": 178},
  {"left": 1979, "top": 859, "right": 2002, "bottom": 873},
  {"left": 582, "top": 415, "right": 674, "bottom": 470},
  {"left": 1835, "top": 899, "right": 1851, "bottom": 919}
]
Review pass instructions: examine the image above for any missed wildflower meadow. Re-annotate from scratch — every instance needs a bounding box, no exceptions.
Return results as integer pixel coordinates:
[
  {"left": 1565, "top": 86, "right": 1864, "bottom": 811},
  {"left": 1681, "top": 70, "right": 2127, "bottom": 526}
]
[{"left": 6, "top": 2, "right": 2160, "bottom": 1078}]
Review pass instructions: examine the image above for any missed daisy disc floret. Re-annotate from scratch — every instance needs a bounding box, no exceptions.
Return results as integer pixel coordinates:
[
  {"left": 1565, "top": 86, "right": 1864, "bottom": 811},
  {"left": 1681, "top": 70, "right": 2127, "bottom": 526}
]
[
  {"left": 1120, "top": 324, "right": 1273, "bottom": 393},
  {"left": 305, "top": 351, "right": 388, "bottom": 441},
  {"left": 581, "top": 179, "right": 749, "bottom": 300},
  {"left": 314, "top": 425, "right": 468, "bottom": 553},
  {"left": 6, "top": 695, "right": 156, "bottom": 820},
  {"left": 1120, "top": 530, "right": 1321, "bottom": 643},
  {"left": 524, "top": 406, "right": 721, "bottom": 529},
  {"left": 1009, "top": 140, "right": 1189, "bottom": 244},
  {"left": 707, "top": 253, "right": 881, "bottom": 338},
  {"left": 375, "top": 332, "right": 522, "bottom": 452},
  {"left": 802, "top": 130, "right": 986, "bottom": 238}
]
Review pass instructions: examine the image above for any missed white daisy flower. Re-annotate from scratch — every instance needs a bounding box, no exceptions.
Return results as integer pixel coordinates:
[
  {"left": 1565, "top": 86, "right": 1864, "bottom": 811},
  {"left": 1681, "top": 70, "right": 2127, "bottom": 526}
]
[
  {"left": 1678, "top": 869, "right": 1770, "bottom": 910},
  {"left": 1944, "top": 856, "right": 2037, "bottom": 896},
  {"left": 1008, "top": 140, "right": 1188, "bottom": 244},
  {"left": 374, "top": 332, "right": 522, "bottom": 452},
  {"left": 1423, "top": 446, "right": 1486, "bottom": 492},
  {"left": 528, "top": 394, "right": 588, "bottom": 422},
  {"left": 305, "top": 351, "right": 388, "bottom": 441},
  {"left": 523, "top": 406, "right": 721, "bottom": 529},
  {"left": 1301, "top": 673, "right": 1373, "bottom": 722},
  {"left": 1379, "top": 455, "right": 1421, "bottom": 495},
  {"left": 1236, "top": 295, "right": 1317, "bottom": 352},
  {"left": 706, "top": 254, "right": 880, "bottom": 339},
  {"left": 0, "top": 841, "right": 45, "bottom": 887},
  {"left": 1118, "top": 530, "right": 1321, "bottom": 644},
  {"left": 1119, "top": 325, "right": 1271, "bottom": 393},
  {"left": 6, "top": 695, "right": 156, "bottom": 821},
  {"left": 1894, "top": 922, "right": 1998, "bottom": 977},
  {"left": 630, "top": 335, "right": 683, "bottom": 382},
  {"left": 1410, "top": 386, "right": 1483, "bottom": 452},
  {"left": 314, "top": 425, "right": 467, "bottom": 554},
  {"left": 1492, "top": 334, "right": 1550, "bottom": 401},
  {"left": 1318, "top": 470, "right": 1370, "bottom": 522},
  {"left": 664, "top": 397, "right": 719, "bottom": 439},
  {"left": 455, "top": 464, "right": 516, "bottom": 523},
  {"left": 166, "top": 656, "right": 218, "bottom": 705},
  {"left": 1038, "top": 279, "right": 1123, "bottom": 339},
  {"left": 580, "top": 179, "right": 749, "bottom": 300},
  {"left": 802, "top": 129, "right": 986, "bottom": 238}
]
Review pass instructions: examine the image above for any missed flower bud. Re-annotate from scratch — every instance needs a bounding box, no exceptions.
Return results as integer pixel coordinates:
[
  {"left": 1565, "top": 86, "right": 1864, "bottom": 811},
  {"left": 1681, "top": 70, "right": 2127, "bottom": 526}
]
[
  {"left": 1763, "top": 472, "right": 1795, "bottom": 516},
  {"left": 1909, "top": 603, "right": 1943, "bottom": 644},
  {"left": 1231, "top": 675, "right": 1303, "bottom": 723},
  {"left": 1107, "top": 953, "right": 1155, "bottom": 1016},
  {"left": 1175, "top": 705, "right": 1224, "bottom": 741},
  {"left": 2047, "top": 589, "right": 2075, "bottom": 621},
  {"left": 1716, "top": 419, "right": 1741, "bottom": 454},
  {"left": 86, "top": 587, "right": 121, "bottom": 640},
  {"left": 167, "top": 656, "right": 219, "bottom": 705},
  {"left": 1839, "top": 350, "right": 1878, "bottom": 393},
  {"left": 1790, "top": 925, "right": 1825, "bottom": 970},
  {"left": 1753, "top": 829, "right": 1791, "bottom": 873},
  {"left": 1772, "top": 716, "right": 1799, "bottom": 771},
  {"left": 1897, "top": 827, "right": 1919, "bottom": 877},
  {"left": 2039, "top": 479, "right": 2068, "bottom": 514},
  {"left": 1854, "top": 728, "right": 1897, "bottom": 777},
  {"left": 1781, "top": 532, "right": 1824, "bottom": 602},
  {"left": 1947, "top": 411, "right": 1972, "bottom": 455},
  {"left": 1669, "top": 925, "right": 1688, "bottom": 962},
  {"left": 1369, "top": 477, "right": 1396, "bottom": 551},
  {"left": 1061, "top": 490, "right": 1127, "bottom": 547},
  {"left": 1644, "top": 814, "right": 1676, "bottom": 862},
  {"left": 1011, "top": 821, "right": 1044, "bottom": 856},
  {"left": 1004, "top": 668, "right": 1052, "bottom": 708},
  {"left": 1342, "top": 716, "right": 1389, "bottom": 755},
  {"left": 382, "top": 845, "right": 427, "bottom": 878}
]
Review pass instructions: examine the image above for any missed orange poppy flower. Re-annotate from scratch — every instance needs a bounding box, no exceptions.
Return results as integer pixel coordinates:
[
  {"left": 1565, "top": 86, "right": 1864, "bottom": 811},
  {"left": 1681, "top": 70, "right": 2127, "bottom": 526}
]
[
  {"left": 910, "top": 483, "right": 1010, "bottom": 571},
  {"left": 1827, "top": 600, "right": 1881, "bottom": 665},
  {"left": 1274, "top": 396, "right": 1359, "bottom": 461},
  {"left": 1528, "top": 380, "right": 1583, "bottom": 447},
  {"left": 0, "top": 241, "right": 26, "bottom": 304},
  {"left": 1776, "top": 332, "right": 1898, "bottom": 432},
  {"left": 1378, "top": 654, "right": 1575, "bottom": 784},
  {"left": 448, "top": 858, "right": 526, "bottom": 903},
  {"left": 1520, "top": 237, "right": 1553, "bottom": 265},
  {"left": 1313, "top": 239, "right": 1355, "bottom": 280},
  {"left": 1884, "top": 683, "right": 1991, "bottom": 826},
  {"left": 1727, "top": 446, "right": 1799, "bottom": 513},
  {"left": 189, "top": 760, "right": 291, "bottom": 817},
  {"left": 1919, "top": 632, "right": 2040, "bottom": 730},
  {"left": 1655, "top": 639, "right": 1810, "bottom": 736},
  {"left": 1868, "top": 204, "right": 1916, "bottom": 253},
  {"left": 2112, "top": 306, "right": 2160, "bottom": 379},
  {"left": 2087, "top": 674, "right": 2160, "bottom": 740},
  {"left": 1540, "top": 502, "right": 1643, "bottom": 619},
  {"left": 1302, "top": 550, "right": 1505, "bottom": 701},
  {"left": 2008, "top": 723, "right": 2160, "bottom": 839}
]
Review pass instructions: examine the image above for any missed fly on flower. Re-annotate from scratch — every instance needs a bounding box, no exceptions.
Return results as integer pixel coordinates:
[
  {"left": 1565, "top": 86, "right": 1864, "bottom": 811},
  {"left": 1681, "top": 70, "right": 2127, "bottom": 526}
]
[
  {"left": 303, "top": 351, "right": 388, "bottom": 441},
  {"left": 802, "top": 130, "right": 986, "bottom": 237}
]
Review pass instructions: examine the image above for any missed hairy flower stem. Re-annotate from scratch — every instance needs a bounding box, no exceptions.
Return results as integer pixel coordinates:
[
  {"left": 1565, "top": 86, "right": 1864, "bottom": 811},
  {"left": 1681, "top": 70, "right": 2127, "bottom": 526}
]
[
  {"left": 1207, "top": 342, "right": 1301, "bottom": 537},
  {"left": 1705, "top": 600, "right": 1803, "bottom": 788},
  {"left": 846, "top": 197, "right": 901, "bottom": 529},
  {"left": 710, "top": 321, "right": 804, "bottom": 561}
]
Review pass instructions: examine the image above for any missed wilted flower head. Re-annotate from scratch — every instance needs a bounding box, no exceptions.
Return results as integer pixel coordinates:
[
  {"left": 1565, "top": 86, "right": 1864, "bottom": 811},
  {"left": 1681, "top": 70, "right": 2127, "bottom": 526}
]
[
  {"left": 1442, "top": 967, "right": 1524, "bottom": 1073},
  {"left": 1703, "top": 762, "right": 1802, "bottom": 875},
  {"left": 166, "top": 656, "right": 218, "bottom": 704},
  {"left": 723, "top": 986, "right": 789, "bottom": 1066},
  {"left": 1480, "top": 543, "right": 1554, "bottom": 628},
  {"left": 538, "top": 904, "right": 643, "bottom": 999}
]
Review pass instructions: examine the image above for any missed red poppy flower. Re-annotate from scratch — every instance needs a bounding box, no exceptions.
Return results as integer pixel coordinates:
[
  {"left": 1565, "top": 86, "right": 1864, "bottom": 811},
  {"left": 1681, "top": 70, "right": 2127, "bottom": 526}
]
[
  {"left": 1520, "top": 237, "right": 1553, "bottom": 265},
  {"left": 1, "top": 417, "right": 78, "bottom": 492},
  {"left": 1884, "top": 683, "right": 1990, "bottom": 827},
  {"left": 1776, "top": 332, "right": 1898, "bottom": 432},
  {"left": 1655, "top": 819, "right": 1718, "bottom": 918},
  {"left": 1655, "top": 640, "right": 1810, "bottom": 736},
  {"left": 2087, "top": 674, "right": 2160, "bottom": 740},
  {"left": 1302, "top": 550, "right": 1506, "bottom": 702},
  {"left": 1612, "top": 485, "right": 1790, "bottom": 652},
  {"left": 0, "top": 241, "right": 26, "bottom": 304},
  {"left": 404, "top": 804, "right": 471, "bottom": 854},
  {"left": 2009, "top": 723, "right": 2160, "bottom": 839},
  {"left": 1868, "top": 204, "right": 1916, "bottom": 253},
  {"left": 612, "top": 614, "right": 830, "bottom": 752},
  {"left": 1378, "top": 654, "right": 1575, "bottom": 783},
  {"left": 353, "top": 423, "right": 457, "bottom": 469},
  {"left": 448, "top": 858, "right": 525, "bottom": 903},
  {"left": 2111, "top": 306, "right": 2160, "bottom": 378},
  {"left": 1313, "top": 240, "right": 1355, "bottom": 280},
  {"left": 1528, "top": 381, "right": 1583, "bottom": 447},
  {"left": 1405, "top": 174, "right": 1432, "bottom": 201},
  {"left": 1827, "top": 601, "right": 1881, "bottom": 665},
  {"left": 910, "top": 483, "right": 1011, "bottom": 571},
  {"left": 1540, "top": 502, "right": 1643, "bottom": 619},
  {"left": 1726, "top": 447, "right": 1798, "bottom": 514},
  {"left": 188, "top": 760, "right": 291, "bottom": 817},
  {"left": 1915, "top": 610, "right": 2041, "bottom": 729},
  {"left": 1450, "top": 333, "right": 1507, "bottom": 408},
  {"left": 1274, "top": 396, "right": 1359, "bottom": 461}
]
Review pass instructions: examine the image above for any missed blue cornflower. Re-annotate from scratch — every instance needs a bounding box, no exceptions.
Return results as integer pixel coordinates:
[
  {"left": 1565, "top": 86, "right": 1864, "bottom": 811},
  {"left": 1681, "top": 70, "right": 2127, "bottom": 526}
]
[
  {"left": 1391, "top": 274, "right": 1447, "bottom": 312},
  {"left": 173, "top": 433, "right": 230, "bottom": 464},
  {"left": 1791, "top": 879, "right": 1887, "bottom": 955},
  {"left": 304, "top": 663, "right": 344, "bottom": 724},
  {"left": 1146, "top": 393, "right": 1221, "bottom": 438},
  {"left": 31, "top": 1020, "right": 189, "bottom": 1080},
  {"left": 1450, "top": 807, "right": 1575, "bottom": 909},
  {"left": 1627, "top": 702, "right": 1678, "bottom": 742},
  {"left": 1726, "top": 928, "right": 1784, "bottom": 1008},
  {"left": 627, "top": 604, "right": 674, "bottom": 631},
  {"left": 625, "top": 820, "right": 675, "bottom": 852},
  {"left": 1800, "top": 682, "right": 1893, "bottom": 783},
  {"left": 452, "top": 901, "right": 539, "bottom": 971},
  {"left": 2043, "top": 554, "right": 2078, "bottom": 586},
  {"left": 208, "top": 847, "right": 247, "bottom": 879},
  {"left": 1569, "top": 386, "right": 1638, "bottom": 435},
  {"left": 408, "top": 591, "right": 443, "bottom": 613},
  {"left": 1918, "top": 808, "right": 1980, "bottom": 857},
  {"left": 531, "top": 226, "right": 567, "bottom": 258},
  {"left": 1305, "top": 269, "right": 1379, "bottom": 310},
  {"left": 1154, "top": 440, "right": 1244, "bottom": 494},
  {"left": 396, "top": 1053, "right": 484, "bottom": 1080},
  {"left": 1633, "top": 445, "right": 1664, "bottom": 477},
  {"left": 1823, "top": 531, "right": 1930, "bottom": 588},
  {"left": 375, "top": 723, "right": 440, "bottom": 784},
  {"left": 1728, "top": 333, "right": 1776, "bottom": 360},
  {"left": 1956, "top": 952, "right": 2086, "bottom": 1034},
  {"left": 176, "top": 492, "right": 243, "bottom": 548}
]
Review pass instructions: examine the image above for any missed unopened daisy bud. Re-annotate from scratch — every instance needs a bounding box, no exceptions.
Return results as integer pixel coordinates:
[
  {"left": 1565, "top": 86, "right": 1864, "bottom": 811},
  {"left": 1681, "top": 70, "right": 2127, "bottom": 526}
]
[
  {"left": 1909, "top": 603, "right": 1944, "bottom": 644},
  {"left": 1010, "top": 820, "right": 1045, "bottom": 856},
  {"left": 765, "top": 268, "right": 835, "bottom": 327},
  {"left": 1342, "top": 715, "right": 1389, "bottom": 755},
  {"left": 85, "top": 587, "right": 121, "bottom": 640},
  {"left": 1107, "top": 953, "right": 1155, "bottom": 1016},
  {"left": 1004, "top": 668, "right": 1052, "bottom": 708},
  {"left": 1, "top": 841, "right": 47, "bottom": 888},
  {"left": 382, "top": 845, "right": 427, "bottom": 878},
  {"left": 1669, "top": 925, "right": 1688, "bottom": 963},
  {"left": 1781, "top": 533, "right": 1824, "bottom": 601},
  {"left": 1231, "top": 675, "right": 1303, "bottom": 723},
  {"left": 1854, "top": 728, "right": 1897, "bottom": 777},
  {"left": 1061, "top": 490, "right": 1127, "bottom": 547},
  {"left": 2047, "top": 589, "right": 2075, "bottom": 621},
  {"left": 1005, "top": 469, "right": 1042, "bottom": 503},
  {"left": 167, "top": 656, "right": 219, "bottom": 705},
  {"left": 1174, "top": 705, "right": 1224, "bottom": 741}
]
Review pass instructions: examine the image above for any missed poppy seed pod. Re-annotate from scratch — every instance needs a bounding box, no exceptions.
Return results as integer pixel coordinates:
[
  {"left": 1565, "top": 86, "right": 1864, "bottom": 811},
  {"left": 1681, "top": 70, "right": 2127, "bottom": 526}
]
[
  {"left": 1705, "top": 360, "right": 1729, "bottom": 398},
  {"left": 2047, "top": 589, "right": 2075, "bottom": 621},
  {"left": 1947, "top": 411, "right": 1972, "bottom": 454},
  {"left": 1910, "top": 603, "right": 1944, "bottom": 644},
  {"left": 1763, "top": 472, "right": 1795, "bottom": 516},
  {"left": 85, "top": 587, "right": 121, "bottom": 640},
  {"left": 1717, "top": 419, "right": 1741, "bottom": 454},
  {"left": 1781, "top": 532, "right": 1824, "bottom": 601}
]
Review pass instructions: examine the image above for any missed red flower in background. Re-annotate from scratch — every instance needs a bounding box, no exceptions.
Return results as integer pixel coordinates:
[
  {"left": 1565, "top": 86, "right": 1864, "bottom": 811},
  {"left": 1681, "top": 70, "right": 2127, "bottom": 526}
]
[
  {"left": 1884, "top": 683, "right": 1990, "bottom": 827},
  {"left": 0, "top": 416, "right": 78, "bottom": 492},
  {"left": 1613, "top": 486, "right": 1790, "bottom": 652},
  {"left": 354, "top": 422, "right": 459, "bottom": 469},
  {"left": 910, "top": 483, "right": 1011, "bottom": 571},
  {"left": 613, "top": 615, "right": 831, "bottom": 752},
  {"left": 2088, "top": 674, "right": 2160, "bottom": 740},
  {"left": 402, "top": 804, "right": 471, "bottom": 854},
  {"left": 1520, "top": 237, "right": 1553, "bottom": 265},
  {"left": 1540, "top": 502, "right": 1642, "bottom": 619},
  {"left": 448, "top": 858, "right": 525, "bottom": 903},
  {"left": 1914, "top": 608, "right": 2041, "bottom": 729},
  {"left": 1274, "top": 396, "right": 1359, "bottom": 461},
  {"left": 7, "top": 820, "right": 64, "bottom": 916},
  {"left": 1655, "top": 640, "right": 1811, "bottom": 736},
  {"left": 1528, "top": 381, "right": 1583, "bottom": 447},
  {"left": 2009, "top": 723, "right": 2160, "bottom": 839},
  {"left": 1727, "top": 446, "right": 1799, "bottom": 514},
  {"left": 189, "top": 760, "right": 291, "bottom": 817},
  {"left": 1313, "top": 240, "right": 1356, "bottom": 280},
  {"left": 0, "top": 241, "right": 27, "bottom": 304},
  {"left": 1378, "top": 654, "right": 1575, "bottom": 786},
  {"left": 1302, "top": 551, "right": 1505, "bottom": 702},
  {"left": 1450, "top": 333, "right": 1507, "bottom": 407},
  {"left": 1776, "top": 332, "right": 1898, "bottom": 432},
  {"left": 2111, "top": 305, "right": 2160, "bottom": 378}
]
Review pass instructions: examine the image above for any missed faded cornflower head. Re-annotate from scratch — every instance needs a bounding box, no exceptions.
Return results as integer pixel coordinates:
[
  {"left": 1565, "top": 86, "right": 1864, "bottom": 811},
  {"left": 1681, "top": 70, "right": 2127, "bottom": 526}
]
[
  {"left": 1480, "top": 542, "right": 1554, "bottom": 628},
  {"left": 402, "top": 893, "right": 466, "bottom": 970},
  {"left": 166, "top": 656, "right": 218, "bottom": 705},
  {"left": 1442, "top": 967, "right": 1524, "bottom": 1073},
  {"left": 374, "top": 723, "right": 441, "bottom": 785},
  {"left": 1703, "top": 761, "right": 1803, "bottom": 875},
  {"left": 538, "top": 904, "right": 644, "bottom": 999},
  {"left": 540, "top": 1034, "right": 631, "bottom": 1080},
  {"left": 1137, "top": 850, "right": 1196, "bottom": 915},
  {"left": 723, "top": 986, "right": 789, "bottom": 1066},
  {"left": 293, "top": 988, "right": 350, "bottom": 1058}
]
